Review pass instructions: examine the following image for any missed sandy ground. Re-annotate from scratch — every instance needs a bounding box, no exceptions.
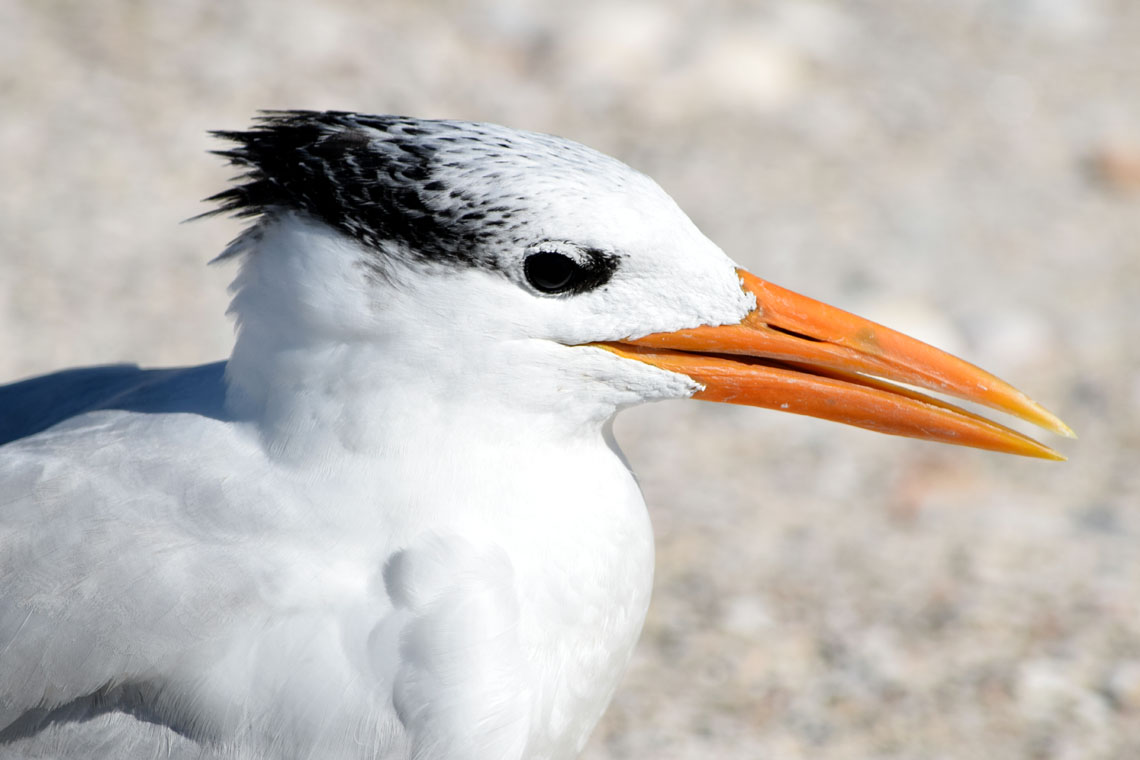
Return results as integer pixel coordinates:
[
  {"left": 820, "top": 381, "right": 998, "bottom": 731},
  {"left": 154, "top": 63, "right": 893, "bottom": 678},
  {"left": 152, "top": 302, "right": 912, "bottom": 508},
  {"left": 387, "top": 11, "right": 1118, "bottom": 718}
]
[{"left": 2, "top": 1, "right": 1138, "bottom": 758}]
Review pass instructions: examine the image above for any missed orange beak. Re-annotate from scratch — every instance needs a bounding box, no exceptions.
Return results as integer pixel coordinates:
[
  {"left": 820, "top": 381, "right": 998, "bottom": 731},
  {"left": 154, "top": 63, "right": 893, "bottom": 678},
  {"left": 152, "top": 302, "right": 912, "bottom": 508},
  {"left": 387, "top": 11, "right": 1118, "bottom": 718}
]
[{"left": 598, "top": 269, "right": 1073, "bottom": 460}]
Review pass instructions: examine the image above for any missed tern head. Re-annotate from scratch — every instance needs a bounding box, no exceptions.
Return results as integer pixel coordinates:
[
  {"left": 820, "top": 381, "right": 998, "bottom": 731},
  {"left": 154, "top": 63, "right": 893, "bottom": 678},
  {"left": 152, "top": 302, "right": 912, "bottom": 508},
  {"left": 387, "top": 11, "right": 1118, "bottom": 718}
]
[{"left": 206, "top": 110, "right": 1071, "bottom": 457}]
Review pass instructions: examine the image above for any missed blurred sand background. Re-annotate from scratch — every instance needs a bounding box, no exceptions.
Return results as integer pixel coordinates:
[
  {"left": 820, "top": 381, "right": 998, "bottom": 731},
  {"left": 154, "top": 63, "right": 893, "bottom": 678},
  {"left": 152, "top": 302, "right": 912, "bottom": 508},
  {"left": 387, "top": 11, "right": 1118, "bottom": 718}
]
[{"left": 2, "top": 1, "right": 1138, "bottom": 758}]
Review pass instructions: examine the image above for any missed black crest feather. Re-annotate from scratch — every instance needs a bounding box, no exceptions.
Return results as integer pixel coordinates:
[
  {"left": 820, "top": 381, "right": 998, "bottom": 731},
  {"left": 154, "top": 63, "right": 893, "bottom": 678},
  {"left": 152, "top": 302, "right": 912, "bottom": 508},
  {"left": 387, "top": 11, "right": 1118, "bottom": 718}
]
[
  {"left": 206, "top": 111, "right": 503, "bottom": 266},
  {"left": 204, "top": 110, "right": 635, "bottom": 274}
]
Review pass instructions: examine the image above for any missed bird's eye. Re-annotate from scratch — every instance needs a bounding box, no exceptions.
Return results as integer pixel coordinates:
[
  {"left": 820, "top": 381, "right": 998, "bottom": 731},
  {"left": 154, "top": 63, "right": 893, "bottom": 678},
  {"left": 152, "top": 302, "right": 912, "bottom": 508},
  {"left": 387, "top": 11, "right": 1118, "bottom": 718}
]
[
  {"left": 521, "top": 244, "right": 618, "bottom": 296},
  {"left": 524, "top": 252, "right": 585, "bottom": 294}
]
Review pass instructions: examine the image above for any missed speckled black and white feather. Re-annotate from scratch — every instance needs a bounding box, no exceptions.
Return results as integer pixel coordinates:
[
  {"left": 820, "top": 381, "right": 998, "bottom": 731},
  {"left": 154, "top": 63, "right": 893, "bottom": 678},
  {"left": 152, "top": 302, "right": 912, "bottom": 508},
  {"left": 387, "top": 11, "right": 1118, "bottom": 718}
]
[{"left": 206, "top": 111, "right": 638, "bottom": 273}]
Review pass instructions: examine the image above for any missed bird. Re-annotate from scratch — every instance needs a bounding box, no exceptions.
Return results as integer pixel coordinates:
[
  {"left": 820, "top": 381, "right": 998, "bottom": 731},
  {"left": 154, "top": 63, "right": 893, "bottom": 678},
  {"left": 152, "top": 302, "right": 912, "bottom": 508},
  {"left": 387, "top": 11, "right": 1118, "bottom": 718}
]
[{"left": 0, "top": 111, "right": 1072, "bottom": 760}]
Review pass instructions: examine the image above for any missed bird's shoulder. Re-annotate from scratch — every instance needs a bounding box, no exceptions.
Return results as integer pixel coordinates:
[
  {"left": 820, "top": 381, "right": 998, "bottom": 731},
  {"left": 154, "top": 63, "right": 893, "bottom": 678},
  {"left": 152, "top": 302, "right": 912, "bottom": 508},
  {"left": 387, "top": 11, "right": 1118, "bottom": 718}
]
[
  {"left": 0, "top": 360, "right": 259, "bottom": 540},
  {"left": 0, "top": 362, "right": 270, "bottom": 733}
]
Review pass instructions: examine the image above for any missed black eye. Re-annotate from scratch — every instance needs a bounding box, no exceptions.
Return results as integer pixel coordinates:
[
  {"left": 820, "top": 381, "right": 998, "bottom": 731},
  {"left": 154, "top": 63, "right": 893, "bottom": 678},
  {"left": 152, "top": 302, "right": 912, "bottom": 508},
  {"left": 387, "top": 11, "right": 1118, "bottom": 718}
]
[
  {"left": 524, "top": 252, "right": 585, "bottom": 294},
  {"left": 521, "top": 245, "right": 619, "bottom": 296}
]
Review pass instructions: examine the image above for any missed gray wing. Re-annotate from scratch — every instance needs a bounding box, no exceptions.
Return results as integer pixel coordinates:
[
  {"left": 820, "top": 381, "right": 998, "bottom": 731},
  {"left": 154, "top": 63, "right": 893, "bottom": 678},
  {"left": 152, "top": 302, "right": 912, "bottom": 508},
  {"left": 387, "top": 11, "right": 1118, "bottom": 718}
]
[
  {"left": 0, "top": 361, "right": 228, "bottom": 446},
  {"left": 0, "top": 362, "right": 258, "bottom": 754}
]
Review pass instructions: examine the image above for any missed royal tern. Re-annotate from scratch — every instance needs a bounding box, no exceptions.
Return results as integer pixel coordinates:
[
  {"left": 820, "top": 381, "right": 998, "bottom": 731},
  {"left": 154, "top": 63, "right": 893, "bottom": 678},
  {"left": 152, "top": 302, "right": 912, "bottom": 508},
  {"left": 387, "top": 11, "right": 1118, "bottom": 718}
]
[{"left": 0, "top": 111, "right": 1071, "bottom": 759}]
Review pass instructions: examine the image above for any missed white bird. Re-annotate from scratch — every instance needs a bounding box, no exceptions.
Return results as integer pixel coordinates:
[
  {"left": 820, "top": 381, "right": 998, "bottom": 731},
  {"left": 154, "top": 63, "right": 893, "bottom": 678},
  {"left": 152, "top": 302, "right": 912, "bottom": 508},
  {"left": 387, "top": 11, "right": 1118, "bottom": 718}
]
[{"left": 0, "top": 111, "right": 1071, "bottom": 760}]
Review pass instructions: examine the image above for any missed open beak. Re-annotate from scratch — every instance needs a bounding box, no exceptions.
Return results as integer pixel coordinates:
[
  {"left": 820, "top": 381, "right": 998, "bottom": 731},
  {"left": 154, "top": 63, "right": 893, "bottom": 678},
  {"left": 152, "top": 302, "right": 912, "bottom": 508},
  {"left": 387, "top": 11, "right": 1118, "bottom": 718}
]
[{"left": 598, "top": 269, "right": 1073, "bottom": 460}]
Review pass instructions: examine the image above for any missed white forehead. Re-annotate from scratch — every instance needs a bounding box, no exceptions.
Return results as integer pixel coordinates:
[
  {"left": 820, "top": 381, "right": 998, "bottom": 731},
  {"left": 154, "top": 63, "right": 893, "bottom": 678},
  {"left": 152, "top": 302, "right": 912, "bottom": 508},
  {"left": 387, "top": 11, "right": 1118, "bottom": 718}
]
[{"left": 381, "top": 119, "right": 698, "bottom": 254}]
